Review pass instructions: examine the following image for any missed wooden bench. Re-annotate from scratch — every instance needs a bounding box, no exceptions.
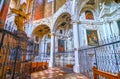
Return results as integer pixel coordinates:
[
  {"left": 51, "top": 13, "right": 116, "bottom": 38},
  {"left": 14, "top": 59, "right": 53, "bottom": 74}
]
[
  {"left": 65, "top": 64, "right": 73, "bottom": 68},
  {"left": 93, "top": 66, "right": 120, "bottom": 79},
  {"left": 31, "top": 62, "right": 48, "bottom": 73}
]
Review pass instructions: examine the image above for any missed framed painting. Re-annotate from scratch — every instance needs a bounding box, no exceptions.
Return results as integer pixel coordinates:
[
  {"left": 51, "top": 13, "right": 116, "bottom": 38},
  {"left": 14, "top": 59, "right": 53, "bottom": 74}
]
[
  {"left": 58, "top": 39, "right": 65, "bottom": 52},
  {"left": 85, "top": 10, "right": 94, "bottom": 20},
  {"left": 86, "top": 30, "right": 99, "bottom": 46},
  {"left": 0, "top": 0, "right": 4, "bottom": 12}
]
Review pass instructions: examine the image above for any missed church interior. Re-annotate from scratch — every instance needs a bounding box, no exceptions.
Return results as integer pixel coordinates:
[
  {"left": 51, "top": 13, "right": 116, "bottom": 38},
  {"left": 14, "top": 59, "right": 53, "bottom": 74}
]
[{"left": 0, "top": 0, "right": 120, "bottom": 79}]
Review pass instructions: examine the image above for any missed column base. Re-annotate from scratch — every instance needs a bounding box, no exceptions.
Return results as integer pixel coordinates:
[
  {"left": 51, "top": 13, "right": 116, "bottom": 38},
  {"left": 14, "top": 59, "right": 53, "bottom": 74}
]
[
  {"left": 73, "top": 65, "right": 80, "bottom": 73},
  {"left": 48, "top": 62, "right": 54, "bottom": 68}
]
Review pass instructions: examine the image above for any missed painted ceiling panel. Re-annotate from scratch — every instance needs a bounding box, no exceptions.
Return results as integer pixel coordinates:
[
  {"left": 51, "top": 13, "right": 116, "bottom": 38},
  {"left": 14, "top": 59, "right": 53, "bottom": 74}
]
[
  {"left": 34, "top": 0, "right": 44, "bottom": 20},
  {"left": 44, "top": 0, "right": 52, "bottom": 17},
  {"left": 32, "top": 25, "right": 50, "bottom": 38}
]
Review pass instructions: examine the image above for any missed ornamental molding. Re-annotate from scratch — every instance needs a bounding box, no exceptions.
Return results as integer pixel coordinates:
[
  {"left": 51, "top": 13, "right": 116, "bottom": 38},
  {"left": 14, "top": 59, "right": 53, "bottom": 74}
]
[
  {"left": 33, "top": 17, "right": 51, "bottom": 27},
  {"left": 52, "top": 0, "right": 73, "bottom": 26},
  {"left": 99, "top": 2, "right": 120, "bottom": 18}
]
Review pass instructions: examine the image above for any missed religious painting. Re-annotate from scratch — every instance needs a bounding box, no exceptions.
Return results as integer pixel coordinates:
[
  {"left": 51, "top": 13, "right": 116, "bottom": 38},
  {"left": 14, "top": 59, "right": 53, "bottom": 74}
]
[
  {"left": 44, "top": 0, "right": 52, "bottom": 17},
  {"left": 34, "top": 0, "right": 44, "bottom": 20},
  {"left": 58, "top": 39, "right": 65, "bottom": 52},
  {"left": 86, "top": 30, "right": 99, "bottom": 46},
  {"left": 85, "top": 10, "right": 94, "bottom": 20},
  {"left": 117, "top": 20, "right": 120, "bottom": 34},
  {"left": 0, "top": 0, "right": 4, "bottom": 12},
  {"left": 47, "top": 42, "right": 50, "bottom": 55}
]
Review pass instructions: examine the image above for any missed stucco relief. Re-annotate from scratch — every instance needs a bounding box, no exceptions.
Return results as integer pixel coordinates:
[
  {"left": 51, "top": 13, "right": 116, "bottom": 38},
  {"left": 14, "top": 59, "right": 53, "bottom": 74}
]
[
  {"left": 32, "top": 0, "right": 89, "bottom": 33},
  {"left": 52, "top": 0, "right": 73, "bottom": 28},
  {"left": 31, "top": 0, "right": 91, "bottom": 36},
  {"left": 32, "top": 17, "right": 51, "bottom": 30},
  {"left": 99, "top": 1, "right": 120, "bottom": 18}
]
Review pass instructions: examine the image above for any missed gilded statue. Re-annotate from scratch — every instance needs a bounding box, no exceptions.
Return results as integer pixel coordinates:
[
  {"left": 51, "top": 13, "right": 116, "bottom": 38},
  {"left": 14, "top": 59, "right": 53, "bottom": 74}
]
[{"left": 10, "top": 3, "right": 30, "bottom": 31}]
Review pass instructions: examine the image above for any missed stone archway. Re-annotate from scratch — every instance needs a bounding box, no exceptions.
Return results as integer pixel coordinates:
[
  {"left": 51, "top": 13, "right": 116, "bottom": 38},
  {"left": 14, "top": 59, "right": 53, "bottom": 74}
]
[
  {"left": 53, "top": 12, "right": 71, "bottom": 32},
  {"left": 51, "top": 0, "right": 73, "bottom": 31},
  {"left": 32, "top": 24, "right": 50, "bottom": 40},
  {"left": 32, "top": 24, "right": 51, "bottom": 62},
  {"left": 31, "top": 17, "right": 51, "bottom": 35},
  {"left": 53, "top": 12, "right": 74, "bottom": 70}
]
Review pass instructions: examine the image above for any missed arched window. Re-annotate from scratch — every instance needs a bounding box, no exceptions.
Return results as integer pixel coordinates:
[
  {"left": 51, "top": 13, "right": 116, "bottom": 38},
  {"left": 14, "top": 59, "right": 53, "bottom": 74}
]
[{"left": 85, "top": 10, "right": 94, "bottom": 20}]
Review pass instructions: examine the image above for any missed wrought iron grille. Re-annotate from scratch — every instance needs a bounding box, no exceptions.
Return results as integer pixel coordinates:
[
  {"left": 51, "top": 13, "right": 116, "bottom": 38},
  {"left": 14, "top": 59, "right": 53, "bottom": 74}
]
[
  {"left": 54, "top": 51, "right": 75, "bottom": 73},
  {"left": 0, "top": 28, "right": 39, "bottom": 79},
  {"left": 79, "top": 35, "right": 120, "bottom": 79}
]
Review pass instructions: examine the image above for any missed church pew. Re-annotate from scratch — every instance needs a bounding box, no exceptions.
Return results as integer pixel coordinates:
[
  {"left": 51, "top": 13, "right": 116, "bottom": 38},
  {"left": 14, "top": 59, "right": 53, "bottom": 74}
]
[{"left": 92, "top": 66, "right": 120, "bottom": 79}]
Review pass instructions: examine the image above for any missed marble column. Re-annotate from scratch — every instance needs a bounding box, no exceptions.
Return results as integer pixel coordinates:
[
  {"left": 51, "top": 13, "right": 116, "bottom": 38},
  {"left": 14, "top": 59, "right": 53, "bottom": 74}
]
[
  {"left": 43, "top": 37, "right": 47, "bottom": 61},
  {"left": 49, "top": 32, "right": 55, "bottom": 67},
  {"left": 72, "top": 21, "right": 80, "bottom": 73}
]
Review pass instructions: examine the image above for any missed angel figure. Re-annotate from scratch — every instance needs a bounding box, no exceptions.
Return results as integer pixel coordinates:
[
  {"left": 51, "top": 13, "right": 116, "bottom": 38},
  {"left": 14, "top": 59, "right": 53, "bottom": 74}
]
[{"left": 10, "top": 3, "right": 30, "bottom": 31}]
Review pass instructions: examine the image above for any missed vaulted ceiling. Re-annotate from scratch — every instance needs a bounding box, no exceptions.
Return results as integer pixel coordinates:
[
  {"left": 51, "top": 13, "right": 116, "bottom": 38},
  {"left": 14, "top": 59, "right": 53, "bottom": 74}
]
[
  {"left": 55, "top": 13, "right": 72, "bottom": 32},
  {"left": 32, "top": 25, "right": 50, "bottom": 38}
]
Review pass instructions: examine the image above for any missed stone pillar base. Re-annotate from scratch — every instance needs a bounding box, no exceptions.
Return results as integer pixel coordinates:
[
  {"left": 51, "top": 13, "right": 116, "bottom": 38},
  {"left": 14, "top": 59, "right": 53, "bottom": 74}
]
[
  {"left": 73, "top": 65, "right": 80, "bottom": 73},
  {"left": 48, "top": 62, "right": 53, "bottom": 68}
]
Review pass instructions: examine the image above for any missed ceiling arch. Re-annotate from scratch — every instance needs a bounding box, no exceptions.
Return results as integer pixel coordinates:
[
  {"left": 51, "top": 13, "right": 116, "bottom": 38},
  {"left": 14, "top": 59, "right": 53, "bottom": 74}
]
[
  {"left": 53, "top": 12, "right": 72, "bottom": 32},
  {"left": 32, "top": 24, "right": 50, "bottom": 39}
]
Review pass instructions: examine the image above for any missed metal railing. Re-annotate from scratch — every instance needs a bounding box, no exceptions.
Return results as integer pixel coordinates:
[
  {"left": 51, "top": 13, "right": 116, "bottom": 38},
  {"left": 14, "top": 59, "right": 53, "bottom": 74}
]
[
  {"left": 54, "top": 51, "right": 75, "bottom": 73},
  {"left": 34, "top": 53, "right": 50, "bottom": 62},
  {"left": 0, "top": 28, "right": 39, "bottom": 79},
  {"left": 79, "top": 35, "right": 120, "bottom": 79}
]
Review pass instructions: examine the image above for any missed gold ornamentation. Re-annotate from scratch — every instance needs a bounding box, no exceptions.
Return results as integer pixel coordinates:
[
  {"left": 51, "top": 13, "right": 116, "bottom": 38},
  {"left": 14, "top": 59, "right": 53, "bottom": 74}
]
[{"left": 10, "top": 3, "right": 30, "bottom": 31}]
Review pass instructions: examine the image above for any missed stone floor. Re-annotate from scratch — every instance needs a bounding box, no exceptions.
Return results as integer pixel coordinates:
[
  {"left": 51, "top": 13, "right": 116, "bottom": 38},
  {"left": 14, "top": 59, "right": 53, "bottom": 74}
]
[{"left": 31, "top": 67, "right": 88, "bottom": 79}]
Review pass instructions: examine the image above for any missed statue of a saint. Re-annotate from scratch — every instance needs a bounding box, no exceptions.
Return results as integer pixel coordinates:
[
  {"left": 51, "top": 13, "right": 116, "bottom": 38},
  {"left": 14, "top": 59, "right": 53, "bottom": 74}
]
[{"left": 10, "top": 3, "right": 30, "bottom": 31}]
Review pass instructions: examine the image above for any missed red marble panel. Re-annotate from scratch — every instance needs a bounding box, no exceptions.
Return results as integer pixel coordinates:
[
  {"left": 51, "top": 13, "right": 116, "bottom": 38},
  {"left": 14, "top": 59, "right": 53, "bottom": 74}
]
[
  {"left": 0, "top": 2, "right": 9, "bottom": 28},
  {"left": 33, "top": 0, "right": 44, "bottom": 20}
]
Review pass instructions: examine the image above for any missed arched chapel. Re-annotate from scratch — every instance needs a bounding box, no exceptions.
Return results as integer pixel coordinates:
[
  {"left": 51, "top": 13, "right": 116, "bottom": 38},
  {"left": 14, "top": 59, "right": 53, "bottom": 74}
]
[{"left": 0, "top": 0, "right": 120, "bottom": 79}]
